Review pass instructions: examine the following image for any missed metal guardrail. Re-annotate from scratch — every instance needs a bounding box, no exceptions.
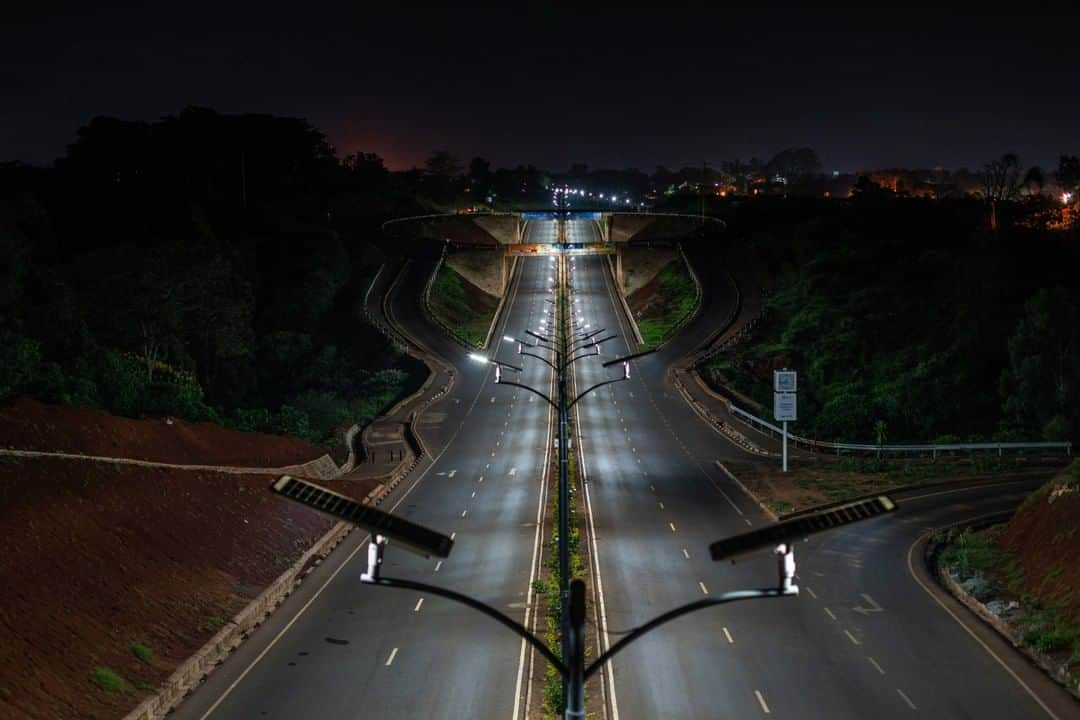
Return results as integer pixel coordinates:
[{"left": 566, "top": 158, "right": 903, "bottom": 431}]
[
  {"left": 380, "top": 211, "right": 517, "bottom": 230},
  {"left": 727, "top": 404, "right": 1072, "bottom": 457}
]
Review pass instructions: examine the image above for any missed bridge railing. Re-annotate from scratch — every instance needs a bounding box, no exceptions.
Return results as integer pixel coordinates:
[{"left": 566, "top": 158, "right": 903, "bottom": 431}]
[
  {"left": 727, "top": 404, "right": 1072, "bottom": 458},
  {"left": 380, "top": 211, "right": 517, "bottom": 230}
]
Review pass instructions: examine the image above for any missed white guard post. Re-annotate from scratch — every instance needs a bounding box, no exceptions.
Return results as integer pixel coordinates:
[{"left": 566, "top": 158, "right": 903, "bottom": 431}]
[
  {"left": 775, "top": 543, "right": 798, "bottom": 595},
  {"left": 361, "top": 534, "right": 387, "bottom": 583}
]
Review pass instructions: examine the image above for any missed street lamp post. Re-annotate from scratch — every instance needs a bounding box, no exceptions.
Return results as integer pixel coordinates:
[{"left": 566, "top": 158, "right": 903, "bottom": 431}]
[{"left": 271, "top": 475, "right": 897, "bottom": 719}]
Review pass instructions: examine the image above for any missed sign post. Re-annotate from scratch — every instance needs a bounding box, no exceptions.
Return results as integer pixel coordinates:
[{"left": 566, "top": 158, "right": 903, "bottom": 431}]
[{"left": 774, "top": 371, "right": 797, "bottom": 472}]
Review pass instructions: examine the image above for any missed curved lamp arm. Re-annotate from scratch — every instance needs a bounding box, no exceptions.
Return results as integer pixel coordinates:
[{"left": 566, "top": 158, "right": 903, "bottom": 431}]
[
  {"left": 520, "top": 350, "right": 558, "bottom": 372},
  {"left": 583, "top": 589, "right": 789, "bottom": 681},
  {"left": 494, "top": 379, "right": 558, "bottom": 410},
  {"left": 567, "top": 376, "right": 627, "bottom": 409},
  {"left": 370, "top": 576, "right": 569, "bottom": 679}
]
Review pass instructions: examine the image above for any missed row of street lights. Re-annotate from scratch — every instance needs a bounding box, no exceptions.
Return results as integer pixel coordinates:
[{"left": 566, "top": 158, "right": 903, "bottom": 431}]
[{"left": 268, "top": 230, "right": 899, "bottom": 719}]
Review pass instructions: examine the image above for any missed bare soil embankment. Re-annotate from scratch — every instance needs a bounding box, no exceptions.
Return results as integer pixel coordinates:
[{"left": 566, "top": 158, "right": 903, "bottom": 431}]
[
  {"left": 0, "top": 399, "right": 367, "bottom": 720},
  {"left": 0, "top": 398, "right": 324, "bottom": 467}
]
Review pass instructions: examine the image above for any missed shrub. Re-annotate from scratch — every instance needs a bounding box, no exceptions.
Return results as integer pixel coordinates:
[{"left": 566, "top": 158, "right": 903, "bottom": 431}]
[
  {"left": 138, "top": 380, "right": 217, "bottom": 423},
  {"left": 89, "top": 667, "right": 126, "bottom": 693},
  {"left": 0, "top": 331, "right": 42, "bottom": 399},
  {"left": 1024, "top": 627, "right": 1079, "bottom": 654},
  {"left": 939, "top": 527, "right": 1004, "bottom": 578},
  {"left": 130, "top": 641, "right": 153, "bottom": 662}
]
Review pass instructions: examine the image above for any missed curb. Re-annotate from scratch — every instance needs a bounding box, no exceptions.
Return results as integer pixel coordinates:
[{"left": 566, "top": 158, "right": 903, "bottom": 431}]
[
  {"left": 715, "top": 460, "right": 779, "bottom": 522},
  {"left": 925, "top": 516, "right": 1080, "bottom": 702},
  {"left": 127, "top": 258, "right": 456, "bottom": 720},
  {"left": 605, "top": 254, "right": 645, "bottom": 346}
]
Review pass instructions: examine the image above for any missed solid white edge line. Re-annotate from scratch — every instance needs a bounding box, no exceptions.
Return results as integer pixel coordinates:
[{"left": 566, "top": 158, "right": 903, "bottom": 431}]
[
  {"left": 906, "top": 519, "right": 1061, "bottom": 720},
  {"left": 198, "top": 255, "right": 526, "bottom": 720}
]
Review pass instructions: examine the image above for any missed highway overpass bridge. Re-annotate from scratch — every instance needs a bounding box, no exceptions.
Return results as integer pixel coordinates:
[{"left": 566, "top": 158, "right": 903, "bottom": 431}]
[{"left": 383, "top": 211, "right": 719, "bottom": 297}]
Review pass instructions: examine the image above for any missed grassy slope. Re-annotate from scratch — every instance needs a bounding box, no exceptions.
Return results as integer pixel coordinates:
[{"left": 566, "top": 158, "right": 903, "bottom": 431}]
[
  {"left": 631, "top": 259, "right": 697, "bottom": 348},
  {"left": 428, "top": 263, "right": 498, "bottom": 348}
]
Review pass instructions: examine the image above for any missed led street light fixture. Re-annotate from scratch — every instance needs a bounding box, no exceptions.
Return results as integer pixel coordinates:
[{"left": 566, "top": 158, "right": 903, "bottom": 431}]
[
  {"left": 709, "top": 495, "right": 897, "bottom": 562},
  {"left": 272, "top": 476, "right": 454, "bottom": 558}
]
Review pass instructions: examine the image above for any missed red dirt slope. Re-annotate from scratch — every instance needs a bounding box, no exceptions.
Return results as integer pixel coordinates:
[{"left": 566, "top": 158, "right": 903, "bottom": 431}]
[
  {"left": 0, "top": 457, "right": 340, "bottom": 720},
  {"left": 0, "top": 397, "right": 324, "bottom": 467},
  {"left": 998, "top": 461, "right": 1080, "bottom": 625},
  {"left": 0, "top": 401, "right": 369, "bottom": 720}
]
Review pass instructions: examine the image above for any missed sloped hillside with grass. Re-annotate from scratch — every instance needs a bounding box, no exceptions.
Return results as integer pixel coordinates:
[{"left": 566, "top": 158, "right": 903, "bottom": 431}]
[{"left": 428, "top": 262, "right": 498, "bottom": 348}]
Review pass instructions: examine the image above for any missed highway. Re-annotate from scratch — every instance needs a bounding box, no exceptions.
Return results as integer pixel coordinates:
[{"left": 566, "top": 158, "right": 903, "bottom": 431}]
[
  {"left": 172, "top": 255, "right": 557, "bottom": 719},
  {"left": 565, "top": 222, "right": 1075, "bottom": 720},
  {"left": 171, "top": 218, "right": 1076, "bottom": 720}
]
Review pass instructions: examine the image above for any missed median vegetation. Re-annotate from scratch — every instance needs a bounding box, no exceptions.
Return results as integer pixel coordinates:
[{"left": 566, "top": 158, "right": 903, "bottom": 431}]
[
  {"left": 427, "top": 262, "right": 498, "bottom": 348},
  {"left": 629, "top": 258, "right": 698, "bottom": 349}
]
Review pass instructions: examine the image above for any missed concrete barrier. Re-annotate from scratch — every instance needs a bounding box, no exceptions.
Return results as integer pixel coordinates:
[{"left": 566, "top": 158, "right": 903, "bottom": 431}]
[
  {"left": 124, "top": 259, "right": 459, "bottom": 720},
  {"left": 122, "top": 518, "right": 354, "bottom": 720}
]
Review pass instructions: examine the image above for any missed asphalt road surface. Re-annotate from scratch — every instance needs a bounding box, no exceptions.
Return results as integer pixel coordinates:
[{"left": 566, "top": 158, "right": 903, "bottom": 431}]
[
  {"left": 173, "top": 219, "right": 1076, "bottom": 720},
  {"left": 566, "top": 223, "right": 1075, "bottom": 720},
  {"left": 173, "top": 255, "right": 557, "bottom": 720}
]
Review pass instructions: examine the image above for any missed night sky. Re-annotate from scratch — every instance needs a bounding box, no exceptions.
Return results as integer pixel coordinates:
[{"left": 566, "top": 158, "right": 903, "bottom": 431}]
[{"left": 4, "top": 6, "right": 1078, "bottom": 172}]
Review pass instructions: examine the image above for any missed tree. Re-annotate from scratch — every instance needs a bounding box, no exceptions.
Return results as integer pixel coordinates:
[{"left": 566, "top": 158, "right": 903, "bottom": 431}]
[
  {"left": 1056, "top": 155, "right": 1080, "bottom": 196},
  {"left": 467, "top": 156, "right": 492, "bottom": 199},
  {"left": 425, "top": 151, "right": 462, "bottom": 179},
  {"left": 765, "top": 148, "right": 822, "bottom": 182},
  {"left": 1000, "top": 287, "right": 1080, "bottom": 441}
]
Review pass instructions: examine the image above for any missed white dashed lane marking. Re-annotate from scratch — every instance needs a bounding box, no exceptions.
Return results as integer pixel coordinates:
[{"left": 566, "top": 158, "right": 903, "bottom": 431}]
[
  {"left": 722, "top": 627, "right": 734, "bottom": 644},
  {"left": 414, "top": 598, "right": 424, "bottom": 612},
  {"left": 682, "top": 548, "right": 690, "bottom": 559},
  {"left": 385, "top": 648, "right": 398, "bottom": 666},
  {"left": 754, "top": 690, "right": 770, "bottom": 714}
]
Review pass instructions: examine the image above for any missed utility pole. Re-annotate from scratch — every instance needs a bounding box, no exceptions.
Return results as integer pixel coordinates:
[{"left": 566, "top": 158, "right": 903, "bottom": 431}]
[{"left": 556, "top": 252, "right": 572, "bottom": 697}]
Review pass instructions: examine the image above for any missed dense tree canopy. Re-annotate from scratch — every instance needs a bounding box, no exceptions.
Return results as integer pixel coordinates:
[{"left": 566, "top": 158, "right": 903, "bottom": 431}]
[{"left": 0, "top": 108, "right": 429, "bottom": 442}]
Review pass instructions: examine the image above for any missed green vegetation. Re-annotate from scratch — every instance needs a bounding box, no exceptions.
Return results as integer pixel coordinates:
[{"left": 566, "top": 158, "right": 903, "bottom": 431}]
[
  {"left": 0, "top": 109, "right": 425, "bottom": 443},
  {"left": 202, "top": 615, "right": 227, "bottom": 632},
  {"left": 130, "top": 641, "right": 154, "bottom": 662},
  {"left": 428, "top": 264, "right": 496, "bottom": 348},
  {"left": 636, "top": 259, "right": 698, "bottom": 348},
  {"left": 704, "top": 196, "right": 1080, "bottom": 445},
  {"left": 89, "top": 667, "right": 127, "bottom": 693},
  {"left": 938, "top": 527, "right": 1006, "bottom": 579},
  {"left": 938, "top": 523, "right": 1080, "bottom": 690}
]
